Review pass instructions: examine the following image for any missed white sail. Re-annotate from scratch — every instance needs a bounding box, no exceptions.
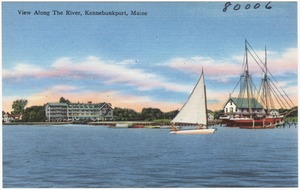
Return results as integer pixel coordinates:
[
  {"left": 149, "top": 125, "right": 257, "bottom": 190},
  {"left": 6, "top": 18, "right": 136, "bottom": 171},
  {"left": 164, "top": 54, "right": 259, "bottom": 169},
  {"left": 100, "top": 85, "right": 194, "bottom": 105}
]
[{"left": 171, "top": 71, "right": 207, "bottom": 125}]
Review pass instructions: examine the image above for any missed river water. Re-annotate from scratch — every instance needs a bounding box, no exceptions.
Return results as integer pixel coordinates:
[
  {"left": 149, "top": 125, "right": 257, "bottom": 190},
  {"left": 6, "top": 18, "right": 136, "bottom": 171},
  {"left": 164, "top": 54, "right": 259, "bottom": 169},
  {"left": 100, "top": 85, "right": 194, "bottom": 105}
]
[{"left": 2, "top": 124, "right": 298, "bottom": 188}]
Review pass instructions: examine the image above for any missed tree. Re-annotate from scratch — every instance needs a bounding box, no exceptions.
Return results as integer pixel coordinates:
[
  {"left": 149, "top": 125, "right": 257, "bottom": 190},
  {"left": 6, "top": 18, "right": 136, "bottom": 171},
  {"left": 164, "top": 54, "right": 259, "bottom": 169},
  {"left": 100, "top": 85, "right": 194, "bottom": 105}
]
[
  {"left": 141, "top": 108, "right": 164, "bottom": 121},
  {"left": 59, "top": 97, "right": 71, "bottom": 104},
  {"left": 22, "top": 106, "right": 46, "bottom": 122},
  {"left": 163, "top": 110, "right": 179, "bottom": 119},
  {"left": 113, "top": 107, "right": 141, "bottom": 121},
  {"left": 12, "top": 99, "right": 28, "bottom": 114},
  {"left": 213, "top": 110, "right": 224, "bottom": 119}
]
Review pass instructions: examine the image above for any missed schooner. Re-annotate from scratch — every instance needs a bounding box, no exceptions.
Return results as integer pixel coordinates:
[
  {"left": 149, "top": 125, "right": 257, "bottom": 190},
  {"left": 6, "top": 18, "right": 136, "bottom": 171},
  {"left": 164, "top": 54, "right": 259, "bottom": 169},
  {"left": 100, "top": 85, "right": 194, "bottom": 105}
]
[{"left": 220, "top": 40, "right": 296, "bottom": 129}]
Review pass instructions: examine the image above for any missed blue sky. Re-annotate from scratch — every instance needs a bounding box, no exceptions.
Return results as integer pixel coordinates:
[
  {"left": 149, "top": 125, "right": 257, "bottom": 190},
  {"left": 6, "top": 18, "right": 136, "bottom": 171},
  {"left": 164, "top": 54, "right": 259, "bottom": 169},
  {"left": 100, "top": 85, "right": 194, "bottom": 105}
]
[{"left": 2, "top": 1, "right": 298, "bottom": 112}]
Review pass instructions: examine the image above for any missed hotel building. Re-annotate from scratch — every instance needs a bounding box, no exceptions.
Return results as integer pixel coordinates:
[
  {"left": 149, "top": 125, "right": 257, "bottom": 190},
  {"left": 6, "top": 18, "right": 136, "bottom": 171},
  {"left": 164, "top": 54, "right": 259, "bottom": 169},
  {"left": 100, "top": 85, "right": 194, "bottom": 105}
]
[{"left": 45, "top": 102, "right": 113, "bottom": 122}]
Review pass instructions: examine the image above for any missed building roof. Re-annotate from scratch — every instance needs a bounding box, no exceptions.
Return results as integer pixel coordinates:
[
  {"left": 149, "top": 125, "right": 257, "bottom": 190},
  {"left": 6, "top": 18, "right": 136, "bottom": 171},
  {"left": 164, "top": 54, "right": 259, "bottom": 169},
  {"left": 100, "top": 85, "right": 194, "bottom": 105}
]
[
  {"left": 47, "top": 102, "right": 112, "bottom": 109},
  {"left": 69, "top": 102, "right": 105, "bottom": 106},
  {"left": 227, "top": 97, "right": 263, "bottom": 109},
  {"left": 47, "top": 102, "right": 68, "bottom": 106}
]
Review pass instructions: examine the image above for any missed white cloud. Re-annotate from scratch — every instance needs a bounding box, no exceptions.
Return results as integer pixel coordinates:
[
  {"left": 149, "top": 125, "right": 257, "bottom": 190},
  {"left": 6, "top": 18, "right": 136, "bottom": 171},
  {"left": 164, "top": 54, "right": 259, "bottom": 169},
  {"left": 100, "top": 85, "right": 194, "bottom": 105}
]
[
  {"left": 3, "top": 56, "right": 191, "bottom": 93},
  {"left": 51, "top": 85, "right": 78, "bottom": 91},
  {"left": 164, "top": 47, "right": 297, "bottom": 82},
  {"left": 2, "top": 63, "right": 45, "bottom": 78}
]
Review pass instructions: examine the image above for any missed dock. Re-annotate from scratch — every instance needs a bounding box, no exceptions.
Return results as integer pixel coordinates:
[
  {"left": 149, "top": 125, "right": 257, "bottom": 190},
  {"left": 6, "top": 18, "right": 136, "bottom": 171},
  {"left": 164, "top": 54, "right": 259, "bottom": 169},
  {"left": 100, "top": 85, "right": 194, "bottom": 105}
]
[{"left": 88, "top": 120, "right": 222, "bottom": 127}]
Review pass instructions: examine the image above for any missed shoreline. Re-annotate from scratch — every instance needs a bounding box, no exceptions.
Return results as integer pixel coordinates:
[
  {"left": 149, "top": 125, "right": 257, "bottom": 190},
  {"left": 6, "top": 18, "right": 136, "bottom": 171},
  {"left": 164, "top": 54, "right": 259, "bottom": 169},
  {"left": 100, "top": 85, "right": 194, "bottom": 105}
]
[{"left": 2, "top": 120, "right": 224, "bottom": 126}]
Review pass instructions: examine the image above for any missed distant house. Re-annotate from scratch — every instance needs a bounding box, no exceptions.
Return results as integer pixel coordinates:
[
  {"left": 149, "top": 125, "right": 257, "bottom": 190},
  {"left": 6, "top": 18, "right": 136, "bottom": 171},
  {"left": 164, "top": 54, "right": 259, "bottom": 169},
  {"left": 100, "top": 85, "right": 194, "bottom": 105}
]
[
  {"left": 269, "top": 109, "right": 280, "bottom": 116},
  {"left": 207, "top": 111, "right": 214, "bottom": 120},
  {"left": 2, "top": 113, "right": 22, "bottom": 123},
  {"left": 45, "top": 102, "right": 113, "bottom": 122},
  {"left": 223, "top": 97, "right": 265, "bottom": 115}
]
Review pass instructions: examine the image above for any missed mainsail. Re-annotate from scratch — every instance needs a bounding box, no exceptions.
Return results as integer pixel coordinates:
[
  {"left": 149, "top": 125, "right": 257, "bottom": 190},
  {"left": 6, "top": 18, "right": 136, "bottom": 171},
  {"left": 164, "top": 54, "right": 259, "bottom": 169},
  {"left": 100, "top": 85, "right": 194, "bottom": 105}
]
[{"left": 171, "top": 70, "right": 207, "bottom": 125}]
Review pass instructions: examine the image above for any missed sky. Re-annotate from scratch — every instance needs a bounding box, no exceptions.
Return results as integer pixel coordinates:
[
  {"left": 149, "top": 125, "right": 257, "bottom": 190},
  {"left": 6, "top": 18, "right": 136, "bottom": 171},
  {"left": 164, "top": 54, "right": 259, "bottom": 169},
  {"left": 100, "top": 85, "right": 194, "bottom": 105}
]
[{"left": 2, "top": 1, "right": 298, "bottom": 113}]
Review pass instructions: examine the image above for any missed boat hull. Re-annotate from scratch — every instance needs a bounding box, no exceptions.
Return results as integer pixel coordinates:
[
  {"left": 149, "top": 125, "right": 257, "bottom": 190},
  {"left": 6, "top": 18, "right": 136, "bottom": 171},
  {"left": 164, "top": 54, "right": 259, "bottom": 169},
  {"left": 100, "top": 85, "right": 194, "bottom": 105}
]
[
  {"left": 128, "top": 125, "right": 144, "bottom": 128},
  {"left": 223, "top": 117, "right": 284, "bottom": 129},
  {"left": 170, "top": 128, "right": 215, "bottom": 134}
]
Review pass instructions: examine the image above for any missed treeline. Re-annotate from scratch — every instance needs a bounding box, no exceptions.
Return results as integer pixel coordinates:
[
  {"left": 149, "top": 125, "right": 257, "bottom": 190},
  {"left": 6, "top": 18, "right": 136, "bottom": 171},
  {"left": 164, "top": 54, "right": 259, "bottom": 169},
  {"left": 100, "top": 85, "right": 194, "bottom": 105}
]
[
  {"left": 21, "top": 106, "right": 179, "bottom": 122},
  {"left": 4, "top": 98, "right": 298, "bottom": 123},
  {"left": 279, "top": 106, "right": 298, "bottom": 117},
  {"left": 4, "top": 98, "right": 179, "bottom": 122},
  {"left": 113, "top": 107, "right": 179, "bottom": 121}
]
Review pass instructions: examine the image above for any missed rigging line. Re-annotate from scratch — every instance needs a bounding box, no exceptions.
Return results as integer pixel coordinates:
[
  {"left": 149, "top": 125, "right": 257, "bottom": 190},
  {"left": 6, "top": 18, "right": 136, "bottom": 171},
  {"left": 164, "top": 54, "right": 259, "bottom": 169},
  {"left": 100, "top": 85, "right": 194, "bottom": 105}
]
[
  {"left": 257, "top": 79, "right": 266, "bottom": 108},
  {"left": 231, "top": 75, "right": 243, "bottom": 95},
  {"left": 269, "top": 83, "right": 287, "bottom": 109},
  {"left": 247, "top": 44, "right": 295, "bottom": 108},
  {"left": 238, "top": 77, "right": 244, "bottom": 98},
  {"left": 250, "top": 77, "right": 260, "bottom": 109},
  {"left": 270, "top": 87, "right": 286, "bottom": 110},
  {"left": 269, "top": 84, "right": 275, "bottom": 109},
  {"left": 265, "top": 78, "right": 275, "bottom": 109},
  {"left": 267, "top": 72, "right": 295, "bottom": 107},
  {"left": 269, "top": 77, "right": 293, "bottom": 108},
  {"left": 241, "top": 49, "right": 247, "bottom": 74},
  {"left": 246, "top": 41, "right": 265, "bottom": 65},
  {"left": 247, "top": 49, "right": 266, "bottom": 74},
  {"left": 238, "top": 76, "right": 246, "bottom": 105}
]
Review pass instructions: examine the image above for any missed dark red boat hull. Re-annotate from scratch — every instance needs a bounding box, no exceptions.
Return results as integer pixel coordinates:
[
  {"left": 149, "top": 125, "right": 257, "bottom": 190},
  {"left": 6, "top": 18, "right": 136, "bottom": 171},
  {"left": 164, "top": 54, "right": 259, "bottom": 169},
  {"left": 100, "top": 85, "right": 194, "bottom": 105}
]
[{"left": 222, "top": 117, "right": 284, "bottom": 129}]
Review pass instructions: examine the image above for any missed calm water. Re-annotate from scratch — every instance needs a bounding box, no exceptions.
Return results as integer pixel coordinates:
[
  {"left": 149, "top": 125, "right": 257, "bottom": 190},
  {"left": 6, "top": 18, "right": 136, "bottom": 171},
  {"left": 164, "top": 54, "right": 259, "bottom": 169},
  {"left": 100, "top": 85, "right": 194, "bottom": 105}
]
[{"left": 2, "top": 124, "right": 298, "bottom": 188}]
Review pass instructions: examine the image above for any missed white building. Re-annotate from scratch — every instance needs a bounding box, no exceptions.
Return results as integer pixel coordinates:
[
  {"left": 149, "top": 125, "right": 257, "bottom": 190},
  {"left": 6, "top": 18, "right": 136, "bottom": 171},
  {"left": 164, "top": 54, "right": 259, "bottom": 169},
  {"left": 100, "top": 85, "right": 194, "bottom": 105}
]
[
  {"left": 45, "top": 103, "right": 68, "bottom": 122},
  {"left": 269, "top": 109, "right": 280, "bottom": 116},
  {"left": 207, "top": 111, "right": 214, "bottom": 120},
  {"left": 45, "top": 102, "right": 113, "bottom": 122},
  {"left": 67, "top": 102, "right": 113, "bottom": 121},
  {"left": 2, "top": 113, "right": 22, "bottom": 123},
  {"left": 223, "top": 97, "right": 265, "bottom": 115}
]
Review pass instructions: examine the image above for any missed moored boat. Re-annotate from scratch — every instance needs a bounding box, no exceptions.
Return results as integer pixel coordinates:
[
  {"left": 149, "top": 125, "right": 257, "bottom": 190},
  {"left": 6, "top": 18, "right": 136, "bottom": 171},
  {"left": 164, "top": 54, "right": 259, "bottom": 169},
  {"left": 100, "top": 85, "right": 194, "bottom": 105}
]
[
  {"left": 115, "top": 123, "right": 132, "bottom": 128},
  {"left": 129, "top": 124, "right": 144, "bottom": 128},
  {"left": 220, "top": 40, "right": 294, "bottom": 129}
]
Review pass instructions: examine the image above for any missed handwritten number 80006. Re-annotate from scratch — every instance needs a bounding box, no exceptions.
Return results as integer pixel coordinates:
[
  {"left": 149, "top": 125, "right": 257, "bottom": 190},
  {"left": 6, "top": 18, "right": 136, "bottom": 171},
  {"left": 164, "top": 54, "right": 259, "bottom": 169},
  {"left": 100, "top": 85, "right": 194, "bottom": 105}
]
[{"left": 223, "top": 2, "right": 272, "bottom": 12}]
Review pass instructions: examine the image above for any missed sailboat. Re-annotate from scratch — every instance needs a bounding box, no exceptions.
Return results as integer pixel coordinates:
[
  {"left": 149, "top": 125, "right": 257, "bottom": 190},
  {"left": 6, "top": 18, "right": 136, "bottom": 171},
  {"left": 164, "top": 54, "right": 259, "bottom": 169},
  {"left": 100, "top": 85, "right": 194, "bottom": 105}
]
[
  {"left": 220, "top": 40, "right": 295, "bottom": 129},
  {"left": 170, "top": 69, "right": 216, "bottom": 134}
]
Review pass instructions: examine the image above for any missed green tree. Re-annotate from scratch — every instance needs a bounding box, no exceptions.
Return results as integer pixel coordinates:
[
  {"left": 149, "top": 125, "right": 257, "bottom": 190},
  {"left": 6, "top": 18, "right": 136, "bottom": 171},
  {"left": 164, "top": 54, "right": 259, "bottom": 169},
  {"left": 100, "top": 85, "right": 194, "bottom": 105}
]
[
  {"left": 213, "top": 110, "right": 224, "bottom": 119},
  {"left": 163, "top": 110, "right": 179, "bottom": 119},
  {"left": 22, "top": 106, "right": 46, "bottom": 122},
  {"left": 59, "top": 97, "right": 71, "bottom": 104},
  {"left": 113, "top": 107, "right": 141, "bottom": 121},
  {"left": 289, "top": 106, "right": 298, "bottom": 117},
  {"left": 141, "top": 108, "right": 164, "bottom": 121},
  {"left": 12, "top": 99, "right": 28, "bottom": 114}
]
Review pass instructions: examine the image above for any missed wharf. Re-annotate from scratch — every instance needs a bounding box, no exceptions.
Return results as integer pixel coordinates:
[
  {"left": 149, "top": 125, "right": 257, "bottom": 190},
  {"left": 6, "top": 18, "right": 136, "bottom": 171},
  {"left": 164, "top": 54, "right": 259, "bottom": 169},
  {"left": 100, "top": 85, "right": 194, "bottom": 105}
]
[
  {"left": 88, "top": 121, "right": 164, "bottom": 126},
  {"left": 88, "top": 120, "right": 222, "bottom": 126},
  {"left": 2, "top": 120, "right": 222, "bottom": 126}
]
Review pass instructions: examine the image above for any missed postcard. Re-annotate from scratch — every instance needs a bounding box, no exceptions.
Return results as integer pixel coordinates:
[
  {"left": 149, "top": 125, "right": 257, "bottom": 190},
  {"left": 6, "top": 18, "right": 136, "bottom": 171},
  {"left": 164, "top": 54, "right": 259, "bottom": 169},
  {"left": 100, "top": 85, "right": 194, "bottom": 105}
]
[{"left": 2, "top": 1, "right": 298, "bottom": 188}]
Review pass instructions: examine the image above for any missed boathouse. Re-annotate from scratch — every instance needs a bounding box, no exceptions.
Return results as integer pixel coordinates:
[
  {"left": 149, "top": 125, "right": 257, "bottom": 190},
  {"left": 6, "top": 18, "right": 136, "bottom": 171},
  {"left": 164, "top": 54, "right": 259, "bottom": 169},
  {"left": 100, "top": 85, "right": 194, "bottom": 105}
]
[{"left": 223, "top": 97, "right": 265, "bottom": 115}]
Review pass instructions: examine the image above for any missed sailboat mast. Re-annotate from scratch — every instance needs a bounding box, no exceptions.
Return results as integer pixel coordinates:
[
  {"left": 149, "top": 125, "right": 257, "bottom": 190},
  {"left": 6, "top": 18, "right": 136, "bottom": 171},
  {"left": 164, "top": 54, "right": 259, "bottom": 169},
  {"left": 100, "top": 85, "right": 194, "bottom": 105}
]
[
  {"left": 245, "top": 40, "right": 252, "bottom": 119},
  {"left": 264, "top": 46, "right": 269, "bottom": 114},
  {"left": 204, "top": 75, "right": 208, "bottom": 126}
]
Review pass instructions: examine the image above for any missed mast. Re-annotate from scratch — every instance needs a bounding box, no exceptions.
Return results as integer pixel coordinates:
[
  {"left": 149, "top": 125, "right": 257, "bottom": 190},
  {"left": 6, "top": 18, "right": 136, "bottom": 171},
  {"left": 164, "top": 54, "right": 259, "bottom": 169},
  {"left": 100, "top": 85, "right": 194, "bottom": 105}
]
[
  {"left": 264, "top": 46, "right": 269, "bottom": 114},
  {"left": 245, "top": 40, "right": 252, "bottom": 119},
  {"left": 203, "top": 69, "right": 208, "bottom": 127}
]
